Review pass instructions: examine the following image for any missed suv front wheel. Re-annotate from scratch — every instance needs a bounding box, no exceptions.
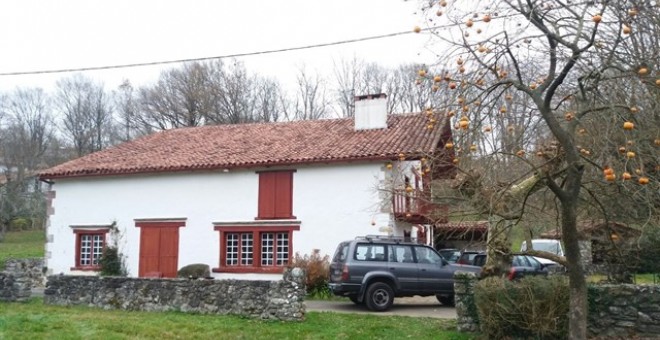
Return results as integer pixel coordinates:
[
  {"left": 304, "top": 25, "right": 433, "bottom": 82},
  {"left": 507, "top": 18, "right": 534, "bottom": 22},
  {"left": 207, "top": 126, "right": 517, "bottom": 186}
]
[{"left": 365, "top": 282, "right": 394, "bottom": 311}]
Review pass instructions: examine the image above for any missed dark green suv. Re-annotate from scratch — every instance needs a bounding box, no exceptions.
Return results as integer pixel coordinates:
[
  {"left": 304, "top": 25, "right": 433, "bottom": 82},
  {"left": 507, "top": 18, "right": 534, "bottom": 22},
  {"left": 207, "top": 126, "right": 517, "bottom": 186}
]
[{"left": 328, "top": 235, "right": 481, "bottom": 311}]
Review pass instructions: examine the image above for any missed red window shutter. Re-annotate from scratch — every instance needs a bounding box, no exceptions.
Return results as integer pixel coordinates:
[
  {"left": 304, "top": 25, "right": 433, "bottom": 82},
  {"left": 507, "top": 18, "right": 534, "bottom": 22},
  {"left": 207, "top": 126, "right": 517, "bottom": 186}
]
[
  {"left": 258, "top": 171, "right": 294, "bottom": 219},
  {"left": 258, "top": 173, "right": 277, "bottom": 218},
  {"left": 274, "top": 172, "right": 293, "bottom": 219}
]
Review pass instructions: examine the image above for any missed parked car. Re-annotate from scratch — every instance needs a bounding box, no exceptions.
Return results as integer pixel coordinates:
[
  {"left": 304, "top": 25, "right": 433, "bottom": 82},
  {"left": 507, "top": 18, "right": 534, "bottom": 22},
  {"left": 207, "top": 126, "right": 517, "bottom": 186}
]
[
  {"left": 520, "top": 239, "right": 564, "bottom": 270},
  {"left": 456, "top": 250, "right": 482, "bottom": 265},
  {"left": 472, "top": 253, "right": 548, "bottom": 280},
  {"left": 328, "top": 235, "right": 481, "bottom": 311},
  {"left": 438, "top": 248, "right": 461, "bottom": 263}
]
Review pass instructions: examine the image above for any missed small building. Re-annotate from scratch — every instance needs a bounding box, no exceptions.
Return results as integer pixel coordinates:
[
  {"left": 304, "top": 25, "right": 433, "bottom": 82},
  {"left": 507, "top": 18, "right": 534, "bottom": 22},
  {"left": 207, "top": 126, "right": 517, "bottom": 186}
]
[
  {"left": 39, "top": 94, "right": 456, "bottom": 280},
  {"left": 540, "top": 220, "right": 641, "bottom": 269}
]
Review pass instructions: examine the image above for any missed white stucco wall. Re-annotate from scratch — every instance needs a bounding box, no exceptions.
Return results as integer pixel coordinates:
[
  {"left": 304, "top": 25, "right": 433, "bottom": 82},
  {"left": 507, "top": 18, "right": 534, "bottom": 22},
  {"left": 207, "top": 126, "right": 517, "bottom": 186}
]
[{"left": 46, "top": 162, "right": 402, "bottom": 280}]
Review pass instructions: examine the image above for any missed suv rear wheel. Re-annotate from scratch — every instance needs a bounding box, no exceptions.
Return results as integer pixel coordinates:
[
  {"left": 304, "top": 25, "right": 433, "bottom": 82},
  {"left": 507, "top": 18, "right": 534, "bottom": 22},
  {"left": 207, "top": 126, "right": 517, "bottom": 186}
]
[
  {"left": 436, "top": 294, "right": 455, "bottom": 306},
  {"left": 348, "top": 295, "right": 363, "bottom": 305},
  {"left": 365, "top": 282, "right": 394, "bottom": 311}
]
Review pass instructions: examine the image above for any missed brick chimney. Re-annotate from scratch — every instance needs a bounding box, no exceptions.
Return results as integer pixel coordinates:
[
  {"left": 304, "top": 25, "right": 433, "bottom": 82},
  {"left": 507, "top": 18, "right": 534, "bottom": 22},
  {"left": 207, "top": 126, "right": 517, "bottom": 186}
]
[{"left": 354, "top": 93, "right": 388, "bottom": 130}]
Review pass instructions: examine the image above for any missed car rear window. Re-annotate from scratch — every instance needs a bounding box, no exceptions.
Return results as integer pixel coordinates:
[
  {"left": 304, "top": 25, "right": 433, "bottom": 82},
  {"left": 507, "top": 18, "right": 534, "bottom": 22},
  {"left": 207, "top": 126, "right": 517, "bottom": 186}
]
[{"left": 332, "top": 242, "right": 350, "bottom": 263}]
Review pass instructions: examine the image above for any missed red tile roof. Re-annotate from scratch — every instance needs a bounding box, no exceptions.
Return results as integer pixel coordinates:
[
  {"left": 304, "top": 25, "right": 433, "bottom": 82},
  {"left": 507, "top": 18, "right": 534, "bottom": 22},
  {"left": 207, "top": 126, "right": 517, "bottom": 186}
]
[
  {"left": 435, "top": 221, "right": 490, "bottom": 233},
  {"left": 40, "top": 113, "right": 452, "bottom": 179}
]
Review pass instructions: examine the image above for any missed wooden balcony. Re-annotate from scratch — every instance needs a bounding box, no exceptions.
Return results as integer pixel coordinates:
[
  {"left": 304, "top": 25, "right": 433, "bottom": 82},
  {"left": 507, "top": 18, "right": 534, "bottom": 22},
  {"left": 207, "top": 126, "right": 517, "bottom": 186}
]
[{"left": 392, "top": 189, "right": 448, "bottom": 224}]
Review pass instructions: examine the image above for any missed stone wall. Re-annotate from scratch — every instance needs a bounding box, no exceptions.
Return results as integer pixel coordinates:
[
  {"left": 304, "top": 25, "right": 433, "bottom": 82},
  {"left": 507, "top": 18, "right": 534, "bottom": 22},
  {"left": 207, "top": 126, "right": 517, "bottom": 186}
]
[
  {"left": 454, "top": 271, "right": 479, "bottom": 332},
  {"left": 4, "top": 258, "right": 45, "bottom": 287},
  {"left": 44, "top": 268, "right": 306, "bottom": 321},
  {"left": 0, "top": 273, "right": 32, "bottom": 302},
  {"left": 454, "top": 276, "right": 660, "bottom": 338},
  {"left": 588, "top": 284, "right": 660, "bottom": 337}
]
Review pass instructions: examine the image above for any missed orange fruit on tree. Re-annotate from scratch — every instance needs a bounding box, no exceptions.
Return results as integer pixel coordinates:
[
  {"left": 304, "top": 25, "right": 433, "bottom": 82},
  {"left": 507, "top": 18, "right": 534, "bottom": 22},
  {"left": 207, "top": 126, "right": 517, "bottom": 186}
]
[
  {"left": 628, "top": 9, "right": 638, "bottom": 16},
  {"left": 459, "top": 120, "right": 469, "bottom": 129},
  {"left": 655, "top": 138, "right": 660, "bottom": 146},
  {"left": 418, "top": 69, "right": 427, "bottom": 77},
  {"left": 622, "top": 172, "right": 632, "bottom": 180},
  {"left": 414, "top": 26, "right": 422, "bottom": 33},
  {"left": 483, "top": 14, "right": 491, "bottom": 23},
  {"left": 483, "top": 126, "right": 492, "bottom": 132},
  {"left": 638, "top": 177, "right": 649, "bottom": 185},
  {"left": 434, "top": 75, "right": 442, "bottom": 83},
  {"left": 500, "top": 106, "right": 507, "bottom": 114},
  {"left": 630, "top": 106, "right": 638, "bottom": 113},
  {"left": 623, "top": 121, "right": 634, "bottom": 130},
  {"left": 565, "top": 112, "right": 574, "bottom": 121},
  {"left": 445, "top": 142, "right": 454, "bottom": 150},
  {"left": 470, "top": 144, "right": 477, "bottom": 152},
  {"left": 592, "top": 14, "right": 602, "bottom": 23},
  {"left": 603, "top": 167, "right": 614, "bottom": 176},
  {"left": 466, "top": 19, "right": 474, "bottom": 27},
  {"left": 626, "top": 151, "right": 636, "bottom": 158},
  {"left": 439, "top": 0, "right": 447, "bottom": 7},
  {"left": 605, "top": 173, "right": 616, "bottom": 182},
  {"left": 516, "top": 150, "right": 525, "bottom": 157},
  {"left": 449, "top": 82, "right": 457, "bottom": 89},
  {"left": 638, "top": 67, "right": 649, "bottom": 76},
  {"left": 618, "top": 146, "right": 627, "bottom": 153},
  {"left": 436, "top": 10, "right": 443, "bottom": 16},
  {"left": 623, "top": 25, "right": 632, "bottom": 34}
]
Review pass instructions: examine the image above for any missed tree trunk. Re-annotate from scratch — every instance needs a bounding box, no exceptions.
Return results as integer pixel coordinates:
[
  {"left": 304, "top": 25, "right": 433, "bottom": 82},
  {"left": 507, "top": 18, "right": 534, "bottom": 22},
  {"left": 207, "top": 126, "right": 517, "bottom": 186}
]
[{"left": 560, "top": 173, "right": 588, "bottom": 340}]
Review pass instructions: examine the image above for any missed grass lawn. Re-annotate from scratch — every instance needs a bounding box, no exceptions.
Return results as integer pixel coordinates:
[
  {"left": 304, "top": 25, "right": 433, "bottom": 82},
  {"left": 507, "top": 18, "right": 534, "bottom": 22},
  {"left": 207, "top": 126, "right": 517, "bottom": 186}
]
[
  {"left": 0, "top": 299, "right": 472, "bottom": 340},
  {"left": 0, "top": 230, "right": 45, "bottom": 270}
]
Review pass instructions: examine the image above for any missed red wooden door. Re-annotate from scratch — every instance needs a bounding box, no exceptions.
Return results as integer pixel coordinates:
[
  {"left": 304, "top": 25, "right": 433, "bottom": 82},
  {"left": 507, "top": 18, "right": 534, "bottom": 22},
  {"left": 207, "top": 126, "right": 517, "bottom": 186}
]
[{"left": 138, "top": 226, "right": 179, "bottom": 278}]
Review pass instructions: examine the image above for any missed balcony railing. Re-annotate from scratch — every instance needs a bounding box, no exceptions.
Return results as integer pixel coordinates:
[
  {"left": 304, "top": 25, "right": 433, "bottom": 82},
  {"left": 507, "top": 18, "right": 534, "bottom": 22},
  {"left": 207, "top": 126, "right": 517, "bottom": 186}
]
[{"left": 392, "top": 189, "right": 448, "bottom": 224}]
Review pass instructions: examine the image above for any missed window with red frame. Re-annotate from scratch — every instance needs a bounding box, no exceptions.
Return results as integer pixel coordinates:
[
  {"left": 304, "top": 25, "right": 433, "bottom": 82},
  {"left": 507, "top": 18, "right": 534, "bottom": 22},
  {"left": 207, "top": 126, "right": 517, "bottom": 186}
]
[
  {"left": 213, "top": 226, "right": 298, "bottom": 273},
  {"left": 257, "top": 171, "right": 295, "bottom": 219},
  {"left": 72, "top": 230, "right": 108, "bottom": 270}
]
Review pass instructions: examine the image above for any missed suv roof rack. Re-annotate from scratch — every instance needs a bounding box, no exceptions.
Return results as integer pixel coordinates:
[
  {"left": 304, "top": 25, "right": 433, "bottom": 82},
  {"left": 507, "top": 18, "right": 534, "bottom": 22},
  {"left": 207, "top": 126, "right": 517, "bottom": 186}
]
[{"left": 355, "top": 235, "right": 411, "bottom": 243}]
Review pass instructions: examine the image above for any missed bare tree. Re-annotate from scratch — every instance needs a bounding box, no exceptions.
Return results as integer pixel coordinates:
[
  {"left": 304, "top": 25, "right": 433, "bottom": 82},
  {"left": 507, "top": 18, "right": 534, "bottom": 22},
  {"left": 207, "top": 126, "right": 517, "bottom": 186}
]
[
  {"left": 139, "top": 62, "right": 215, "bottom": 129},
  {"left": 417, "top": 1, "right": 659, "bottom": 337},
  {"left": 288, "top": 66, "right": 330, "bottom": 120},
  {"left": 55, "top": 74, "right": 114, "bottom": 157},
  {"left": 0, "top": 87, "right": 52, "bottom": 240},
  {"left": 114, "top": 79, "right": 143, "bottom": 141}
]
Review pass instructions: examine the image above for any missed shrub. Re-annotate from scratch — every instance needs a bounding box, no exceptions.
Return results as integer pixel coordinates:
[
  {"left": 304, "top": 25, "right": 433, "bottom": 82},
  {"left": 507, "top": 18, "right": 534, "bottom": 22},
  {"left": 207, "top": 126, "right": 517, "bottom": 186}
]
[
  {"left": 99, "top": 246, "right": 127, "bottom": 276},
  {"left": 474, "top": 275, "right": 569, "bottom": 339},
  {"left": 289, "top": 249, "right": 330, "bottom": 298},
  {"left": 637, "top": 227, "right": 660, "bottom": 274},
  {"left": 177, "top": 264, "right": 211, "bottom": 279},
  {"left": 9, "top": 218, "right": 31, "bottom": 231}
]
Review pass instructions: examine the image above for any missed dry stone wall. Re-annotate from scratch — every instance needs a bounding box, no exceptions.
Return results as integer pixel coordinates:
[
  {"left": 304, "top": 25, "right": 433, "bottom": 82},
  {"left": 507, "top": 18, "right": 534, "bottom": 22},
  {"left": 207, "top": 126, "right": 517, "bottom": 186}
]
[
  {"left": 588, "top": 284, "right": 660, "bottom": 337},
  {"left": 44, "top": 268, "right": 306, "bottom": 321},
  {"left": 0, "top": 273, "right": 31, "bottom": 302},
  {"left": 3, "top": 258, "right": 45, "bottom": 287},
  {"left": 455, "top": 274, "right": 660, "bottom": 338}
]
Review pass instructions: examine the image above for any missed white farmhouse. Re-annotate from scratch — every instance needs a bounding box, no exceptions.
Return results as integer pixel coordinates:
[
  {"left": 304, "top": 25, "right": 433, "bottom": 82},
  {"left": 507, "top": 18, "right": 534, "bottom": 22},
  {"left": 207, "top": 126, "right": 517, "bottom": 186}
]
[{"left": 39, "top": 94, "right": 456, "bottom": 280}]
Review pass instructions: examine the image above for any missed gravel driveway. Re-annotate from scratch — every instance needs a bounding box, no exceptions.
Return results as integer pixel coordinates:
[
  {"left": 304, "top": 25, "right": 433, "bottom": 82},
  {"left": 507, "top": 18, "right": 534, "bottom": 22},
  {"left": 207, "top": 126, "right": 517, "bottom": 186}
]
[{"left": 305, "top": 296, "right": 456, "bottom": 319}]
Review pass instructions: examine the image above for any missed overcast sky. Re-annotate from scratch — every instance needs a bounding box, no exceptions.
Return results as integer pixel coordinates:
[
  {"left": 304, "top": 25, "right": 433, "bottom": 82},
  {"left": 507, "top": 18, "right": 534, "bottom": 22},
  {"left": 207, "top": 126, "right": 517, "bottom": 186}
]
[{"left": 0, "top": 0, "right": 436, "bottom": 93}]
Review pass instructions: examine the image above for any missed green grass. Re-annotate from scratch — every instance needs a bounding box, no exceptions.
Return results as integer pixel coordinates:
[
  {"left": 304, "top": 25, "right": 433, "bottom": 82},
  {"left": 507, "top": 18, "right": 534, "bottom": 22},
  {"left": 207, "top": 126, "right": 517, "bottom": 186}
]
[
  {"left": 0, "top": 299, "right": 472, "bottom": 340},
  {"left": 588, "top": 273, "right": 659, "bottom": 285},
  {"left": 0, "top": 230, "right": 45, "bottom": 270}
]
